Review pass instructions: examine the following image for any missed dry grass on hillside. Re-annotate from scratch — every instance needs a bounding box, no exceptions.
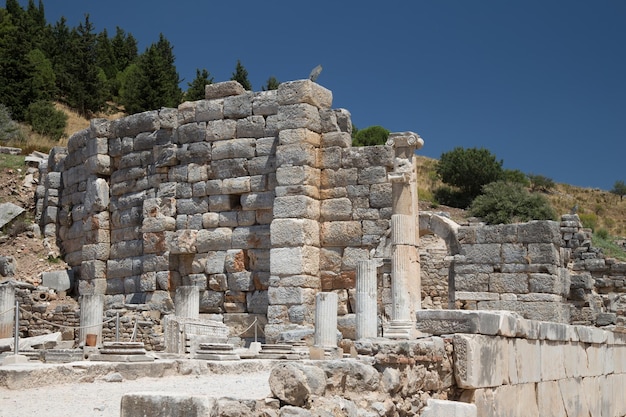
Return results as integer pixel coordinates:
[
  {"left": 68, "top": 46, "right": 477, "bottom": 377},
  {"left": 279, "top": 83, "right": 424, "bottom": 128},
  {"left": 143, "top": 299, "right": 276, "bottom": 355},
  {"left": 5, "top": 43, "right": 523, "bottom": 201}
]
[{"left": 414, "top": 155, "right": 626, "bottom": 237}]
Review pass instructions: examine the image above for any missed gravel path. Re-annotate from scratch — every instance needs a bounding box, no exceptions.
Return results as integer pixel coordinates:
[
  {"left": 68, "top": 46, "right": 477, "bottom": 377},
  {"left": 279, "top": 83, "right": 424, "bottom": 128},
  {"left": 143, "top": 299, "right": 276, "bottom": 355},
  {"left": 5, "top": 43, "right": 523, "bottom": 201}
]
[{"left": 0, "top": 362, "right": 272, "bottom": 417}]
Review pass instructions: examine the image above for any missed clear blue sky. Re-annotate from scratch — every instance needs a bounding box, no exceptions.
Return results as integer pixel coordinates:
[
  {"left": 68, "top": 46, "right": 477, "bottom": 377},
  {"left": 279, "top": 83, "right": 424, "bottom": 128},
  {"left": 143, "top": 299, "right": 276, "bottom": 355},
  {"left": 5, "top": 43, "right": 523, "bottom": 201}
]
[{"left": 19, "top": 0, "right": 626, "bottom": 191}]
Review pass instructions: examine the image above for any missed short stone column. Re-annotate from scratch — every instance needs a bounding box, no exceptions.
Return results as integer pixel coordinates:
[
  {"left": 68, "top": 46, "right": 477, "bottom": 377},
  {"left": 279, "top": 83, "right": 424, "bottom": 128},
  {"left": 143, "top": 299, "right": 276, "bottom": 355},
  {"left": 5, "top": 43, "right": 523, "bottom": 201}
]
[
  {"left": 79, "top": 294, "right": 104, "bottom": 347},
  {"left": 356, "top": 260, "right": 378, "bottom": 339},
  {"left": 0, "top": 283, "right": 15, "bottom": 339},
  {"left": 175, "top": 286, "right": 199, "bottom": 319},
  {"left": 384, "top": 131, "right": 424, "bottom": 339},
  {"left": 314, "top": 292, "right": 338, "bottom": 348}
]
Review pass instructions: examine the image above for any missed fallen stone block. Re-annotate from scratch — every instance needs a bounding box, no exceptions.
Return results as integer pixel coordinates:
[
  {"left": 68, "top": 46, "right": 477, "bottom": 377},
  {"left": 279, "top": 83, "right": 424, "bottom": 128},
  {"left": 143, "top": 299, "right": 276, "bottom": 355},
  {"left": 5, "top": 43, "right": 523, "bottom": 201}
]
[
  {"left": 421, "top": 399, "right": 477, "bottom": 417},
  {"left": 121, "top": 392, "right": 214, "bottom": 417}
]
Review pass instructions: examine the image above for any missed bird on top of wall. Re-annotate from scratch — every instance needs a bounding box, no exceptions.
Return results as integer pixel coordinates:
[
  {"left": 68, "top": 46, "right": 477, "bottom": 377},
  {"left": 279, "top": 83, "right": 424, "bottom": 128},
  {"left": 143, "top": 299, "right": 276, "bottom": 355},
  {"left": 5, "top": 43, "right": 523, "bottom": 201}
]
[{"left": 309, "top": 65, "right": 323, "bottom": 82}]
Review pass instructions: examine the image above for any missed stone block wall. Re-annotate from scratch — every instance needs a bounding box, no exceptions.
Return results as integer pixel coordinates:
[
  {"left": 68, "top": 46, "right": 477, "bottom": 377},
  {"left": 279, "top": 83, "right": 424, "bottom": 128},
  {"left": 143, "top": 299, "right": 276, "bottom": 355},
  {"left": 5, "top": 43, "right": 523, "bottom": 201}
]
[
  {"left": 417, "top": 309, "right": 626, "bottom": 417},
  {"left": 453, "top": 221, "right": 572, "bottom": 323},
  {"left": 38, "top": 80, "right": 399, "bottom": 343}
]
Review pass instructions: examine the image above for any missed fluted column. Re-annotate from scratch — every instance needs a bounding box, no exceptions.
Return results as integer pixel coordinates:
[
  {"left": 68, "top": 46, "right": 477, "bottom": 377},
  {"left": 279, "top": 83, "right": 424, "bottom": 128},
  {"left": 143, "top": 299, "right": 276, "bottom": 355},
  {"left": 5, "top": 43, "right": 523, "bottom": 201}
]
[
  {"left": 314, "top": 292, "right": 338, "bottom": 348},
  {"left": 384, "top": 131, "right": 424, "bottom": 339},
  {"left": 175, "top": 286, "right": 199, "bottom": 319},
  {"left": 79, "top": 294, "right": 104, "bottom": 347},
  {"left": 356, "top": 260, "right": 378, "bottom": 339},
  {"left": 0, "top": 284, "right": 15, "bottom": 339}
]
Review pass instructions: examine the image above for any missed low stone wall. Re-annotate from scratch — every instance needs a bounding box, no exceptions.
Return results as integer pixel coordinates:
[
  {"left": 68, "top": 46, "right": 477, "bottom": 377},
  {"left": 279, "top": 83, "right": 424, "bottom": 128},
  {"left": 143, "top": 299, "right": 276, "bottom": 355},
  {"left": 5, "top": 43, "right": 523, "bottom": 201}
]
[{"left": 417, "top": 309, "right": 626, "bottom": 417}]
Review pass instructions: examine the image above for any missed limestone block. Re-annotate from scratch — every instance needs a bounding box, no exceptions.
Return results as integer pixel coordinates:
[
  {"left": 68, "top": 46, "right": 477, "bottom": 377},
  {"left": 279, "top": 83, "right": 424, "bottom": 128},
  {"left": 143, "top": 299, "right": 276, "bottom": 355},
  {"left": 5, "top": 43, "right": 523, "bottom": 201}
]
[
  {"left": 196, "top": 98, "right": 223, "bottom": 121},
  {"left": 477, "top": 300, "right": 570, "bottom": 323},
  {"left": 218, "top": 212, "right": 238, "bottom": 227},
  {"left": 81, "top": 260, "right": 107, "bottom": 280},
  {"left": 208, "top": 194, "right": 236, "bottom": 212},
  {"left": 319, "top": 146, "right": 342, "bottom": 169},
  {"left": 320, "top": 198, "right": 352, "bottom": 221},
  {"left": 111, "top": 110, "right": 159, "bottom": 138},
  {"left": 278, "top": 128, "right": 321, "bottom": 146},
  {"left": 585, "top": 344, "right": 607, "bottom": 377},
  {"left": 538, "top": 322, "right": 569, "bottom": 341},
  {"left": 270, "top": 218, "right": 320, "bottom": 247},
  {"left": 206, "top": 119, "right": 237, "bottom": 141},
  {"left": 273, "top": 196, "right": 320, "bottom": 219},
  {"left": 223, "top": 92, "right": 253, "bottom": 118},
  {"left": 268, "top": 286, "right": 316, "bottom": 306},
  {"left": 199, "top": 290, "right": 224, "bottom": 313},
  {"left": 121, "top": 392, "right": 214, "bottom": 417},
  {"left": 84, "top": 154, "right": 111, "bottom": 175},
  {"left": 558, "top": 378, "right": 590, "bottom": 417},
  {"left": 82, "top": 243, "right": 110, "bottom": 261},
  {"left": 501, "top": 243, "right": 527, "bottom": 263},
  {"left": 321, "top": 168, "right": 358, "bottom": 188},
  {"left": 492, "top": 384, "right": 539, "bottom": 417},
  {"left": 232, "top": 225, "right": 270, "bottom": 249},
  {"left": 276, "top": 166, "right": 320, "bottom": 186},
  {"left": 369, "top": 183, "right": 391, "bottom": 208},
  {"left": 228, "top": 271, "right": 253, "bottom": 292},
  {"left": 78, "top": 278, "right": 107, "bottom": 295},
  {"left": 176, "top": 122, "right": 206, "bottom": 144},
  {"left": 236, "top": 115, "right": 266, "bottom": 138},
  {"left": 528, "top": 243, "right": 561, "bottom": 265},
  {"left": 208, "top": 274, "right": 228, "bottom": 291},
  {"left": 574, "top": 325, "right": 608, "bottom": 344},
  {"left": 107, "top": 257, "right": 142, "bottom": 279},
  {"left": 110, "top": 239, "right": 143, "bottom": 259},
  {"left": 320, "top": 221, "right": 362, "bottom": 247},
  {"left": 247, "top": 155, "right": 276, "bottom": 175},
  {"left": 340, "top": 247, "right": 369, "bottom": 270},
  {"left": 240, "top": 191, "right": 274, "bottom": 211},
  {"left": 426, "top": 310, "right": 500, "bottom": 336},
  {"left": 275, "top": 103, "right": 322, "bottom": 132},
  {"left": 256, "top": 136, "right": 278, "bottom": 156},
  {"left": 536, "top": 381, "right": 567, "bottom": 417},
  {"left": 204, "top": 251, "right": 227, "bottom": 275},
  {"left": 196, "top": 228, "right": 232, "bottom": 252},
  {"left": 237, "top": 210, "right": 256, "bottom": 226},
  {"left": 252, "top": 90, "right": 278, "bottom": 116},
  {"left": 269, "top": 274, "right": 320, "bottom": 289},
  {"left": 246, "top": 290, "right": 269, "bottom": 314},
  {"left": 210, "top": 158, "right": 248, "bottom": 179},
  {"left": 270, "top": 246, "right": 319, "bottom": 276},
  {"left": 277, "top": 80, "right": 332, "bottom": 108},
  {"left": 421, "top": 399, "right": 477, "bottom": 417},
  {"left": 517, "top": 220, "right": 562, "bottom": 245},
  {"left": 222, "top": 177, "right": 251, "bottom": 194},
  {"left": 276, "top": 143, "right": 317, "bottom": 167},
  {"left": 513, "top": 338, "right": 541, "bottom": 383},
  {"left": 212, "top": 138, "right": 256, "bottom": 160},
  {"left": 357, "top": 166, "right": 387, "bottom": 185},
  {"left": 462, "top": 244, "right": 502, "bottom": 264},
  {"left": 205, "top": 81, "right": 245, "bottom": 99},
  {"left": 166, "top": 230, "right": 198, "bottom": 254},
  {"left": 454, "top": 291, "right": 499, "bottom": 302},
  {"left": 321, "top": 132, "right": 351, "bottom": 148},
  {"left": 540, "top": 340, "right": 566, "bottom": 381}
]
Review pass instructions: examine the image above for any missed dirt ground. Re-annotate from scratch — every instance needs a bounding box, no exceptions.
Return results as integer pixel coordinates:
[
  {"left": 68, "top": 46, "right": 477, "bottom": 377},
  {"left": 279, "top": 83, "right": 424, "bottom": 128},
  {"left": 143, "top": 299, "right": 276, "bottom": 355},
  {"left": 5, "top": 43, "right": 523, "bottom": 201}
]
[{"left": 0, "top": 361, "right": 272, "bottom": 417}]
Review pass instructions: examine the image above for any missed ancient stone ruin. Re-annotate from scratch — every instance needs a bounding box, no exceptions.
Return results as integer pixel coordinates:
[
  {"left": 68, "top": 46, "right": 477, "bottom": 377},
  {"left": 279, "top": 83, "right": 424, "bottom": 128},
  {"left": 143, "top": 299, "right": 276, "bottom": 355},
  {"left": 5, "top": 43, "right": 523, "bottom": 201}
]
[{"left": 1, "top": 79, "right": 625, "bottom": 416}]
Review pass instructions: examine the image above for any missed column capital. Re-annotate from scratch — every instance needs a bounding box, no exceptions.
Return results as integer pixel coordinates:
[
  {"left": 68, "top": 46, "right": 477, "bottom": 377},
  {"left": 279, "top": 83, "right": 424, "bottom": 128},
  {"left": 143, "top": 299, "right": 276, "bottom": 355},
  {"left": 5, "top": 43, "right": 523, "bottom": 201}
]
[{"left": 386, "top": 131, "right": 424, "bottom": 150}]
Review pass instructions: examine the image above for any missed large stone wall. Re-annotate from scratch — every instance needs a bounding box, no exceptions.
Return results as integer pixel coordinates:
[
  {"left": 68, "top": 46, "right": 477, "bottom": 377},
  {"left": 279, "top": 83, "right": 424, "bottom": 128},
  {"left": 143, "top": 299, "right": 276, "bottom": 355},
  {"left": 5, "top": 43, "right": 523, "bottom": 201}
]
[{"left": 38, "top": 79, "right": 397, "bottom": 343}]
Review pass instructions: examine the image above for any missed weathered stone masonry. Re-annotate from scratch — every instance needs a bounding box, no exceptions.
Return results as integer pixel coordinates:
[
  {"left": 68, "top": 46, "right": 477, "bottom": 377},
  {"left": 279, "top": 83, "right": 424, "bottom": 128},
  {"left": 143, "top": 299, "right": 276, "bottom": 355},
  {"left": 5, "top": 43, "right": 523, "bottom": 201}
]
[{"left": 38, "top": 80, "right": 399, "bottom": 343}]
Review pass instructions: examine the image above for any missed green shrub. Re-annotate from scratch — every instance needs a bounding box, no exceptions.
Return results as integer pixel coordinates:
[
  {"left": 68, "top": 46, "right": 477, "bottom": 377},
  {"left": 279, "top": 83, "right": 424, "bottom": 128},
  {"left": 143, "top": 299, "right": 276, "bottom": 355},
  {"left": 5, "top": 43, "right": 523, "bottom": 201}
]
[
  {"left": 469, "top": 181, "right": 556, "bottom": 224},
  {"left": 595, "top": 228, "right": 609, "bottom": 240},
  {"left": 579, "top": 213, "right": 598, "bottom": 231},
  {"left": 0, "top": 104, "right": 26, "bottom": 143},
  {"left": 434, "top": 185, "right": 473, "bottom": 209},
  {"left": 26, "top": 100, "right": 67, "bottom": 141}
]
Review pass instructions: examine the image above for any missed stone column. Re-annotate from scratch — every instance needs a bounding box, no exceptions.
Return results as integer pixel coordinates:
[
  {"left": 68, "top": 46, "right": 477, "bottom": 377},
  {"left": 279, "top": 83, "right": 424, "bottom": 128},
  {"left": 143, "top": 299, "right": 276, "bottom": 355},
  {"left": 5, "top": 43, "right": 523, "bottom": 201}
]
[
  {"left": 175, "top": 286, "right": 199, "bottom": 319},
  {"left": 356, "top": 260, "right": 378, "bottom": 339},
  {"left": 314, "top": 292, "right": 338, "bottom": 348},
  {"left": 79, "top": 294, "right": 104, "bottom": 347},
  {"left": 0, "top": 284, "right": 15, "bottom": 339},
  {"left": 384, "top": 131, "right": 424, "bottom": 339}
]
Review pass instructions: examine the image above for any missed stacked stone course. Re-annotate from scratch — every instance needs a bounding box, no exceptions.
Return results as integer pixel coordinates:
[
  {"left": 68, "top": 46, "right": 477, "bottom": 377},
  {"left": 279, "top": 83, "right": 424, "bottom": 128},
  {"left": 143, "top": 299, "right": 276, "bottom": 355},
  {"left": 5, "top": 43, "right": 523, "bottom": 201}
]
[{"left": 37, "top": 80, "right": 400, "bottom": 344}]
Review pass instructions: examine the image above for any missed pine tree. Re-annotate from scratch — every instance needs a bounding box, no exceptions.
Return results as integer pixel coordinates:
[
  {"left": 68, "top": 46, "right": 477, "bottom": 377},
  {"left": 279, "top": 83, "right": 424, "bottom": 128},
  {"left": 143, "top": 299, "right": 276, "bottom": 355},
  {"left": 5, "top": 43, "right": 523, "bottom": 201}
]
[
  {"left": 111, "top": 26, "right": 137, "bottom": 72},
  {"left": 230, "top": 60, "right": 252, "bottom": 90},
  {"left": 65, "top": 14, "right": 106, "bottom": 116},
  {"left": 45, "top": 17, "right": 73, "bottom": 103},
  {"left": 262, "top": 76, "right": 280, "bottom": 91},
  {"left": 121, "top": 33, "right": 181, "bottom": 114},
  {"left": 185, "top": 68, "right": 213, "bottom": 101}
]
